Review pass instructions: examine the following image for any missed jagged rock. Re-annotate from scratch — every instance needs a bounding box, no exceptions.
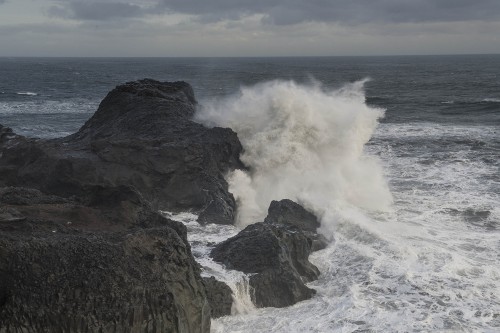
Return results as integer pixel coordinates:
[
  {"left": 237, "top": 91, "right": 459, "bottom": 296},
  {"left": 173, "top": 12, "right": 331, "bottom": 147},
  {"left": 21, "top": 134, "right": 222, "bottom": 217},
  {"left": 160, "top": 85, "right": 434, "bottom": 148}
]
[
  {"left": 0, "top": 79, "right": 244, "bottom": 225},
  {"left": 203, "top": 276, "right": 233, "bottom": 318},
  {"left": 0, "top": 223, "right": 210, "bottom": 333},
  {"left": 249, "top": 268, "right": 316, "bottom": 308},
  {"left": 210, "top": 222, "right": 319, "bottom": 308},
  {"left": 264, "top": 199, "right": 319, "bottom": 231},
  {"left": 265, "top": 199, "right": 328, "bottom": 251},
  {"left": 0, "top": 79, "right": 245, "bottom": 332},
  {"left": 0, "top": 187, "right": 67, "bottom": 205}
]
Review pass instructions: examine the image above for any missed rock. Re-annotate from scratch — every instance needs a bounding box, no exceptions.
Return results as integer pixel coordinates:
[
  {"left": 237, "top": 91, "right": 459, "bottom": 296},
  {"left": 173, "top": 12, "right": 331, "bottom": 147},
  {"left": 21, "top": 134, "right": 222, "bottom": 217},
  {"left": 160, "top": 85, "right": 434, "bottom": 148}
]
[
  {"left": 249, "top": 268, "right": 316, "bottom": 308},
  {"left": 0, "top": 187, "right": 67, "bottom": 205},
  {"left": 0, "top": 207, "right": 26, "bottom": 222},
  {"left": 264, "top": 199, "right": 319, "bottom": 232},
  {"left": 0, "top": 223, "right": 210, "bottom": 333},
  {"left": 210, "top": 222, "right": 319, "bottom": 308},
  {"left": 265, "top": 199, "right": 328, "bottom": 251},
  {"left": 0, "top": 79, "right": 244, "bottom": 225},
  {"left": 0, "top": 79, "right": 245, "bottom": 332},
  {"left": 203, "top": 276, "right": 233, "bottom": 318}
]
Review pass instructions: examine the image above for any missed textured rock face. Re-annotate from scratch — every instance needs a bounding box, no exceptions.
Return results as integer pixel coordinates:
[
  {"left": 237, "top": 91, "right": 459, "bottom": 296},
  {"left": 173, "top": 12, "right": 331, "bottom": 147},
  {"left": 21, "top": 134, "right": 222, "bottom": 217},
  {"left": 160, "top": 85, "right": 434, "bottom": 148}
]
[
  {"left": 0, "top": 224, "right": 210, "bottom": 333},
  {"left": 0, "top": 79, "right": 244, "bottom": 225},
  {"left": 210, "top": 221, "right": 319, "bottom": 308},
  {"left": 203, "top": 277, "right": 233, "bottom": 318},
  {"left": 0, "top": 80, "right": 245, "bottom": 332},
  {"left": 264, "top": 199, "right": 320, "bottom": 232},
  {"left": 265, "top": 199, "right": 328, "bottom": 251},
  {"left": 0, "top": 185, "right": 210, "bottom": 332}
]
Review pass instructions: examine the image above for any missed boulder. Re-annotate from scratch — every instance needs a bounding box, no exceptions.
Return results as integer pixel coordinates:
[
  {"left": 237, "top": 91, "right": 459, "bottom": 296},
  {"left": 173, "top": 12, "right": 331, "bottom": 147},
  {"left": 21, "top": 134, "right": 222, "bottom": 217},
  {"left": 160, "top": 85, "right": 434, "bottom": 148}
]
[
  {"left": 210, "top": 222, "right": 319, "bottom": 308},
  {"left": 265, "top": 199, "right": 328, "bottom": 251},
  {"left": 203, "top": 276, "right": 233, "bottom": 318}
]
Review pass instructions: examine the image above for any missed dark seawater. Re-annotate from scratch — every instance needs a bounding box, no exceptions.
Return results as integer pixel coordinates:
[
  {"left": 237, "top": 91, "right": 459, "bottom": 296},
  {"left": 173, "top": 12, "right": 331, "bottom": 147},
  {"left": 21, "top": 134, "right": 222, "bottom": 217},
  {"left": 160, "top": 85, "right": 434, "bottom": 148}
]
[{"left": 1, "top": 56, "right": 499, "bottom": 332}]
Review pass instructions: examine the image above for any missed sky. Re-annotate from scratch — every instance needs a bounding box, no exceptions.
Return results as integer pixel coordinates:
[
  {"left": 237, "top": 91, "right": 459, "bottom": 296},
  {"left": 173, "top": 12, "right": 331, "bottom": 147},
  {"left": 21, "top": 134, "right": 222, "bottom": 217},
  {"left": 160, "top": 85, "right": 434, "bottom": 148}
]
[{"left": 0, "top": 0, "right": 499, "bottom": 57}]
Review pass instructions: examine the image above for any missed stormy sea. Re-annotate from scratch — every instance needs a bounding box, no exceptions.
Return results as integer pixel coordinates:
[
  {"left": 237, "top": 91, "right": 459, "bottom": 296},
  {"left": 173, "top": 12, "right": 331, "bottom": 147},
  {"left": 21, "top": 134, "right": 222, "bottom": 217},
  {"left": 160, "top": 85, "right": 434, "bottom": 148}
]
[{"left": 1, "top": 55, "right": 499, "bottom": 332}]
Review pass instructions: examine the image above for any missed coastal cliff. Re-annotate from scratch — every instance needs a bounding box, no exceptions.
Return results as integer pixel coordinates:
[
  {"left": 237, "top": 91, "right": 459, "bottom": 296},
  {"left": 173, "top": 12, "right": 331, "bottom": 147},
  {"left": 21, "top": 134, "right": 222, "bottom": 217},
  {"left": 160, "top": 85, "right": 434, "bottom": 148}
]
[{"left": 0, "top": 79, "right": 243, "bottom": 332}]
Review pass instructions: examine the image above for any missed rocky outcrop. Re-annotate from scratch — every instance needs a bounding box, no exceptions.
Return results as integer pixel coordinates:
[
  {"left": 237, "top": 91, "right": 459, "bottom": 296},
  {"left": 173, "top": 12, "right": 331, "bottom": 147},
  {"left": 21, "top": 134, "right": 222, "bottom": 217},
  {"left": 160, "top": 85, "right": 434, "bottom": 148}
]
[
  {"left": 0, "top": 221, "right": 210, "bottom": 333},
  {"left": 0, "top": 79, "right": 244, "bottom": 225},
  {"left": 210, "top": 199, "right": 329, "bottom": 308},
  {"left": 264, "top": 199, "right": 328, "bottom": 251},
  {"left": 0, "top": 79, "right": 246, "bottom": 332},
  {"left": 203, "top": 277, "right": 233, "bottom": 318},
  {"left": 210, "top": 221, "right": 319, "bottom": 308}
]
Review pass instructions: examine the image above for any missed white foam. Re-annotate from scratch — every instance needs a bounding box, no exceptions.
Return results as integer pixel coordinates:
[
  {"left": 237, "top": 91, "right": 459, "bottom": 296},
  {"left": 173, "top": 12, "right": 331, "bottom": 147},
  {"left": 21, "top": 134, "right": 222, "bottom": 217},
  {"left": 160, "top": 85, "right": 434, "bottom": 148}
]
[
  {"left": 16, "top": 91, "right": 38, "bottom": 96},
  {"left": 160, "top": 211, "right": 256, "bottom": 316},
  {"left": 482, "top": 98, "right": 500, "bottom": 103},
  {"left": 196, "top": 79, "right": 393, "bottom": 229}
]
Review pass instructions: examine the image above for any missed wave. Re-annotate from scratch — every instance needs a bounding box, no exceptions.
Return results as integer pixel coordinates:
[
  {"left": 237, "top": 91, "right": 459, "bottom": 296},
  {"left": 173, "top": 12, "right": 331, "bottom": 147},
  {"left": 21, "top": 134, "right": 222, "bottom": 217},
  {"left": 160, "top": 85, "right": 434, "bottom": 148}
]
[
  {"left": 482, "top": 98, "right": 500, "bottom": 103},
  {"left": 16, "top": 92, "right": 38, "bottom": 96},
  {"left": 196, "top": 79, "right": 393, "bottom": 229}
]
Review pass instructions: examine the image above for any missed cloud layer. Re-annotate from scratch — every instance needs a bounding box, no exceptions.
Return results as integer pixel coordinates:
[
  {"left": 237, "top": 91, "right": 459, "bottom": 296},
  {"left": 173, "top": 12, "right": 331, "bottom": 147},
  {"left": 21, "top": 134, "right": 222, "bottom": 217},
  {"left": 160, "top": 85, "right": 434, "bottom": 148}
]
[
  {"left": 48, "top": 0, "right": 500, "bottom": 24},
  {"left": 1, "top": 0, "right": 499, "bottom": 56}
]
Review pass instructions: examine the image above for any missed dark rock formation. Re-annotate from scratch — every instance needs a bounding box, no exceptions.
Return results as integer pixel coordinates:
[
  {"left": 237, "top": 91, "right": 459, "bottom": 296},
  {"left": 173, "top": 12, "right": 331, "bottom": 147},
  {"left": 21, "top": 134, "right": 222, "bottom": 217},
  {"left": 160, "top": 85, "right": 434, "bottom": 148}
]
[
  {"left": 0, "top": 222, "right": 210, "bottom": 333},
  {"left": 0, "top": 80, "right": 245, "bottom": 332},
  {"left": 264, "top": 199, "right": 319, "bottom": 232},
  {"left": 0, "top": 79, "right": 244, "bottom": 225},
  {"left": 249, "top": 268, "right": 316, "bottom": 308},
  {"left": 203, "top": 277, "right": 233, "bottom": 318},
  {"left": 265, "top": 199, "right": 328, "bottom": 251},
  {"left": 210, "top": 221, "right": 319, "bottom": 308}
]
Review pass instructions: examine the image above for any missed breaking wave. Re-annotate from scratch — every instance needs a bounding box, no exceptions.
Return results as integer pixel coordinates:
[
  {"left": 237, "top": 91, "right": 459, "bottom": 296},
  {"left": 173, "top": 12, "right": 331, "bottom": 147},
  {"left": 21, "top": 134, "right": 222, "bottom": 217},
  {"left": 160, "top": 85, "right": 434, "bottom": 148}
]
[{"left": 195, "top": 79, "right": 393, "bottom": 231}]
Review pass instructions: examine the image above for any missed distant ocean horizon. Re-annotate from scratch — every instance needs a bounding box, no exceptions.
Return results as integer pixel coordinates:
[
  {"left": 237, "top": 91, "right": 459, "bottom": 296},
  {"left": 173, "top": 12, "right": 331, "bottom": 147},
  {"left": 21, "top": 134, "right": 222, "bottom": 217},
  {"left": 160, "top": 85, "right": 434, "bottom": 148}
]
[{"left": 1, "top": 55, "right": 499, "bottom": 332}]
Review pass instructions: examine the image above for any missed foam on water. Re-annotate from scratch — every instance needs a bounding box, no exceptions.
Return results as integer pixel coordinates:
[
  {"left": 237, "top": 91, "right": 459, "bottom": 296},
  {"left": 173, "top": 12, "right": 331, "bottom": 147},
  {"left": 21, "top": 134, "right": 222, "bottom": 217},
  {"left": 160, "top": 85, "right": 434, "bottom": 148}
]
[
  {"left": 16, "top": 92, "right": 38, "bottom": 96},
  {"left": 161, "top": 212, "right": 256, "bottom": 315},
  {"left": 192, "top": 80, "right": 500, "bottom": 332},
  {"left": 196, "top": 79, "right": 393, "bottom": 231}
]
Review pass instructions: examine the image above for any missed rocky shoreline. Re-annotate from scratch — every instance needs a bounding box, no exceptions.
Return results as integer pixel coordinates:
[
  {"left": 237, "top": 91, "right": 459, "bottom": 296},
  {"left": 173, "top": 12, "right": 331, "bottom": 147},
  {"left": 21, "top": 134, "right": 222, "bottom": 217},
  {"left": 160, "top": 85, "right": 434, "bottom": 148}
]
[{"left": 0, "top": 80, "right": 325, "bottom": 332}]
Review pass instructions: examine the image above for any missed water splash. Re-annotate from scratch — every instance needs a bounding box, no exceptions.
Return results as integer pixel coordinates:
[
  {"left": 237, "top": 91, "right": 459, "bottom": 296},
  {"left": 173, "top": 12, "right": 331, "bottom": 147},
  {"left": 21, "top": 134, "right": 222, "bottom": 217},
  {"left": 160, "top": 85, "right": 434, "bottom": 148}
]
[{"left": 196, "top": 79, "right": 393, "bottom": 230}]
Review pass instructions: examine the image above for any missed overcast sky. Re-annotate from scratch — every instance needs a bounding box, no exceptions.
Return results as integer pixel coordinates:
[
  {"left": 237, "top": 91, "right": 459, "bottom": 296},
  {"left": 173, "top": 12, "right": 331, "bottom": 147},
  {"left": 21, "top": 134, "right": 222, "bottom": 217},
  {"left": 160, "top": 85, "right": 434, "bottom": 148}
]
[{"left": 1, "top": 0, "right": 499, "bottom": 56}]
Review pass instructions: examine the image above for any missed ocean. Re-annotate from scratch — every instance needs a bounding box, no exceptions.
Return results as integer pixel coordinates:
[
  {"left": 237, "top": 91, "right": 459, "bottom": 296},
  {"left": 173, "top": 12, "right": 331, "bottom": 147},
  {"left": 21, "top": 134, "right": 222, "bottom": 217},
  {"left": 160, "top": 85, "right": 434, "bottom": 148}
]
[{"left": 1, "top": 55, "right": 499, "bottom": 332}]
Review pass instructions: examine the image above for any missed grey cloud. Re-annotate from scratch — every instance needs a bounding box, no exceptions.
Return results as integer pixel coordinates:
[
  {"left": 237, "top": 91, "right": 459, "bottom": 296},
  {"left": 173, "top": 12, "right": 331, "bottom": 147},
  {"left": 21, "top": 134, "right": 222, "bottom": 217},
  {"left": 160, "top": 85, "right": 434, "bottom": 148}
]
[
  {"left": 0, "top": 0, "right": 6, "bottom": 4},
  {"left": 49, "top": 1, "right": 156, "bottom": 20},
  {"left": 70, "top": 2, "right": 143, "bottom": 20},
  {"left": 157, "top": 0, "right": 500, "bottom": 25},
  {"left": 46, "top": 0, "right": 500, "bottom": 24}
]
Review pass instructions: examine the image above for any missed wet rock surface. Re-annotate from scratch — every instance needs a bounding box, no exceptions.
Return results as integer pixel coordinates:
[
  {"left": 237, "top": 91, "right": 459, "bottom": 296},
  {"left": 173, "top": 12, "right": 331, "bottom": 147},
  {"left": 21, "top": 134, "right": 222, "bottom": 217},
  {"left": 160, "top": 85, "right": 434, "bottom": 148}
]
[
  {"left": 210, "top": 200, "right": 323, "bottom": 308},
  {"left": 203, "top": 276, "right": 233, "bottom": 318},
  {"left": 265, "top": 199, "right": 328, "bottom": 251}
]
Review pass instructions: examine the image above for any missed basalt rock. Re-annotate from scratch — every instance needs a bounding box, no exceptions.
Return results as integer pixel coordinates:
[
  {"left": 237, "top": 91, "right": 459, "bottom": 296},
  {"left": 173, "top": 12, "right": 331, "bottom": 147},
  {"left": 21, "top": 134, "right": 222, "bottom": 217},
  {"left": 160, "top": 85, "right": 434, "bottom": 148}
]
[
  {"left": 0, "top": 79, "right": 244, "bottom": 225},
  {"left": 0, "top": 79, "right": 245, "bottom": 332},
  {"left": 203, "top": 276, "right": 233, "bottom": 318},
  {"left": 210, "top": 221, "right": 319, "bottom": 308},
  {"left": 265, "top": 199, "right": 328, "bottom": 251},
  {"left": 0, "top": 223, "right": 210, "bottom": 333}
]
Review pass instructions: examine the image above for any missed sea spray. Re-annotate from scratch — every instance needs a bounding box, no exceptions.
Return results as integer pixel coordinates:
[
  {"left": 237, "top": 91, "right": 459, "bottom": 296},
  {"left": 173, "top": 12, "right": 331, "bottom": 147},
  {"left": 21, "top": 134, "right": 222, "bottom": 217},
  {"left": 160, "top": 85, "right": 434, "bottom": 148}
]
[{"left": 195, "top": 79, "right": 393, "bottom": 231}]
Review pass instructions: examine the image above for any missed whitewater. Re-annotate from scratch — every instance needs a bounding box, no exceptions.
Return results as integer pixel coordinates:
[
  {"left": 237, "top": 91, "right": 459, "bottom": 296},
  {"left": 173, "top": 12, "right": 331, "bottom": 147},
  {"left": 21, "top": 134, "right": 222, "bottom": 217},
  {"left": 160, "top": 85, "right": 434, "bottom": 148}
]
[
  {"left": 1, "top": 56, "right": 498, "bottom": 332},
  {"left": 184, "top": 79, "right": 498, "bottom": 332}
]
